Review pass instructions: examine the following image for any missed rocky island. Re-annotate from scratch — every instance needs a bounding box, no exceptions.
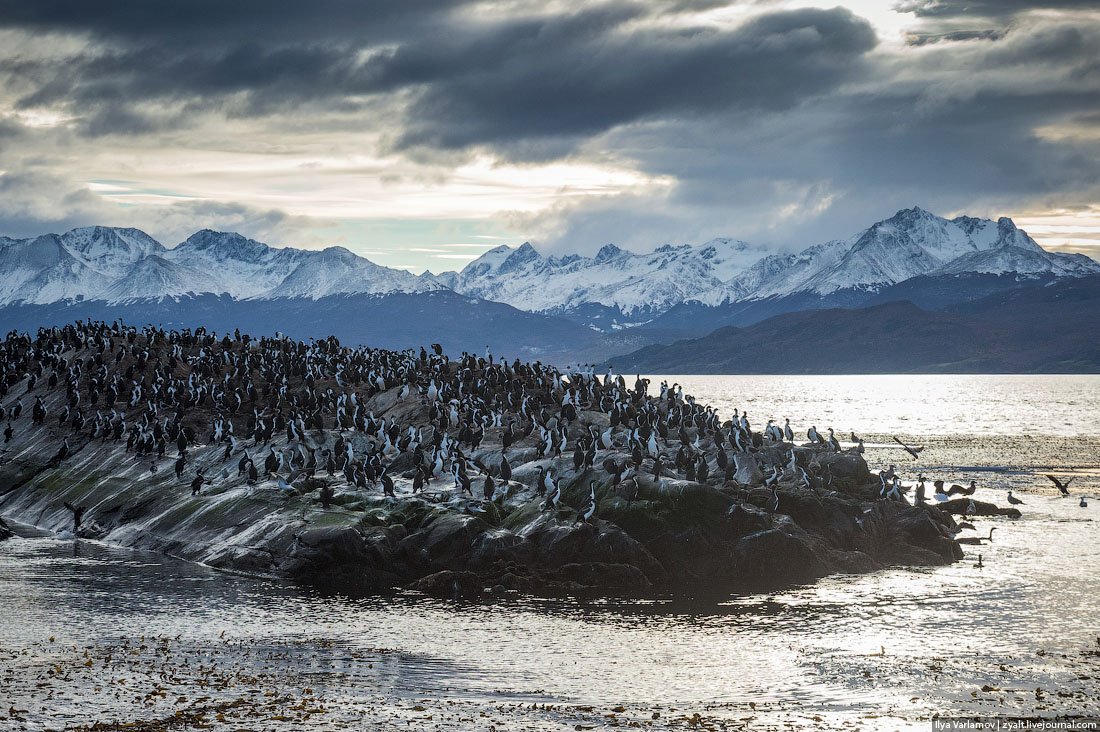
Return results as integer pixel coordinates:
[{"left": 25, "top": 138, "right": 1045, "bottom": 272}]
[{"left": 0, "top": 321, "right": 966, "bottom": 597}]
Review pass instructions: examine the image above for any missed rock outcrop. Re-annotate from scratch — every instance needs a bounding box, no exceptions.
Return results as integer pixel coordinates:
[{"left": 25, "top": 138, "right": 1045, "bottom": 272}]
[{"left": 0, "top": 322, "right": 970, "bottom": 597}]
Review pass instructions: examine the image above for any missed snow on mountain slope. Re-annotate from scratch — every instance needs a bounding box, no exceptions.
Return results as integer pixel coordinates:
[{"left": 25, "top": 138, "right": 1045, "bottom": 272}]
[
  {"left": 432, "top": 238, "right": 770, "bottom": 316},
  {"left": 727, "top": 239, "right": 850, "bottom": 300},
  {"left": 1, "top": 209, "right": 1095, "bottom": 314},
  {"left": 164, "top": 230, "right": 309, "bottom": 298},
  {"left": 267, "top": 245, "right": 442, "bottom": 298},
  {"left": 719, "top": 208, "right": 1096, "bottom": 300},
  {"left": 101, "top": 255, "right": 215, "bottom": 302},
  {"left": 0, "top": 227, "right": 443, "bottom": 305},
  {"left": 60, "top": 226, "right": 166, "bottom": 278},
  {"left": 434, "top": 207, "right": 1097, "bottom": 325},
  {"left": 0, "top": 235, "right": 104, "bottom": 305},
  {"left": 929, "top": 245, "right": 1100, "bottom": 277}
]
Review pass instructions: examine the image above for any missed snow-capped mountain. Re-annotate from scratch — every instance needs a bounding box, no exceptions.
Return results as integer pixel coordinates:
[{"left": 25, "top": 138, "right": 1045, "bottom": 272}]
[
  {"left": 734, "top": 208, "right": 1098, "bottom": 298},
  {"left": 435, "top": 207, "right": 1100, "bottom": 328},
  {"left": 1, "top": 208, "right": 1096, "bottom": 330},
  {"left": 0, "top": 227, "right": 441, "bottom": 305},
  {"left": 430, "top": 237, "right": 773, "bottom": 320}
]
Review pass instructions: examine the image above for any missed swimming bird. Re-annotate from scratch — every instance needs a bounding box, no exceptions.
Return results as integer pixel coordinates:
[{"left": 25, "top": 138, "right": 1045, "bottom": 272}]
[
  {"left": 1006, "top": 490, "right": 1024, "bottom": 505},
  {"left": 957, "top": 527, "right": 995, "bottom": 545},
  {"left": 1046, "top": 475, "right": 1074, "bottom": 496},
  {"left": 1082, "top": 496, "right": 1089, "bottom": 508}
]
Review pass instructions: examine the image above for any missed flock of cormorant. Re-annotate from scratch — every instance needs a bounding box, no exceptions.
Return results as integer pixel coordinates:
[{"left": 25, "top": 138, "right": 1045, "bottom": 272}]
[{"left": 0, "top": 320, "right": 1085, "bottom": 539}]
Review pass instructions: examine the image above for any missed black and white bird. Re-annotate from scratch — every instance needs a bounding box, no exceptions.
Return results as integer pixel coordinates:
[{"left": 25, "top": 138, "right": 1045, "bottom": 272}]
[
  {"left": 1006, "top": 490, "right": 1024, "bottom": 505},
  {"left": 576, "top": 480, "right": 598, "bottom": 524}
]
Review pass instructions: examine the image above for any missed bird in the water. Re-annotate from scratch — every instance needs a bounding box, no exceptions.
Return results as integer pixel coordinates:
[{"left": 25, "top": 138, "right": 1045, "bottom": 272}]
[
  {"left": 1082, "top": 496, "right": 1089, "bottom": 508},
  {"left": 957, "top": 527, "right": 995, "bottom": 545},
  {"left": 1046, "top": 474, "right": 1074, "bottom": 496},
  {"left": 976, "top": 554, "right": 983, "bottom": 569},
  {"left": 1006, "top": 490, "right": 1024, "bottom": 505}
]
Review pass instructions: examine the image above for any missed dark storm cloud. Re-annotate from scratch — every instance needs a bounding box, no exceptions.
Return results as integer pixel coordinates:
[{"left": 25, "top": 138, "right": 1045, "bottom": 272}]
[
  {"left": 0, "top": 0, "right": 469, "bottom": 45},
  {"left": 9, "top": 44, "right": 363, "bottom": 111},
  {"left": 389, "top": 7, "right": 877, "bottom": 149},
  {"left": 1, "top": 4, "right": 877, "bottom": 148}
]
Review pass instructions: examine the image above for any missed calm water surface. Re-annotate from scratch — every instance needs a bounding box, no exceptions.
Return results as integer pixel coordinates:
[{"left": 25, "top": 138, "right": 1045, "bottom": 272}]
[{"left": 2, "top": 375, "right": 1099, "bottom": 730}]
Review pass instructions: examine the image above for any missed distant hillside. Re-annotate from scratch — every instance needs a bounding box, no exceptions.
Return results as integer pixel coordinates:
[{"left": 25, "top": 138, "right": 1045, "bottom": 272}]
[
  {"left": 605, "top": 275, "right": 1100, "bottom": 373},
  {"left": 0, "top": 291, "right": 611, "bottom": 363}
]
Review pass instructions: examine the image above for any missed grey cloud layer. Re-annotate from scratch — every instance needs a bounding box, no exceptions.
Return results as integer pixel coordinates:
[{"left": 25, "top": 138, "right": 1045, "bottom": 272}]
[
  {"left": 0, "top": 1, "right": 1097, "bottom": 254},
  {"left": 3, "top": 3, "right": 877, "bottom": 150}
]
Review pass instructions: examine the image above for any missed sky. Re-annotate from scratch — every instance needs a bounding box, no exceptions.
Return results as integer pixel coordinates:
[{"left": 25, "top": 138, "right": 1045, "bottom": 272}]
[{"left": 0, "top": 0, "right": 1098, "bottom": 273}]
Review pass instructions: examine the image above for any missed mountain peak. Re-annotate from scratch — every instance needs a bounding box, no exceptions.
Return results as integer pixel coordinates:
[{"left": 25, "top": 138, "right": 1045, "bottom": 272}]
[
  {"left": 594, "top": 243, "right": 624, "bottom": 263},
  {"left": 499, "top": 241, "right": 540, "bottom": 273},
  {"left": 894, "top": 205, "right": 934, "bottom": 219},
  {"left": 177, "top": 230, "right": 273, "bottom": 262}
]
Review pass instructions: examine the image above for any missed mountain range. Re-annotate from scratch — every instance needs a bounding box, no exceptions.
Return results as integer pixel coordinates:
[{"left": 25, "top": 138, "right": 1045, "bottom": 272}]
[
  {"left": 0, "top": 207, "right": 1097, "bottom": 368},
  {"left": 0, "top": 226, "right": 441, "bottom": 305},
  {"left": 431, "top": 207, "right": 1099, "bottom": 330}
]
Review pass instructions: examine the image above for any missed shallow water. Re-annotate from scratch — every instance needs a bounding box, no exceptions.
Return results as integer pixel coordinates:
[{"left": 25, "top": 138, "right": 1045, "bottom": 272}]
[{"left": 3, "top": 375, "right": 1100, "bottom": 730}]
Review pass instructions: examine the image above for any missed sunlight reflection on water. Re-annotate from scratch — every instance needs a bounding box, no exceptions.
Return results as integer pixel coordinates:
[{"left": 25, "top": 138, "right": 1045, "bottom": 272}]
[{"left": 646, "top": 374, "right": 1098, "bottom": 436}]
